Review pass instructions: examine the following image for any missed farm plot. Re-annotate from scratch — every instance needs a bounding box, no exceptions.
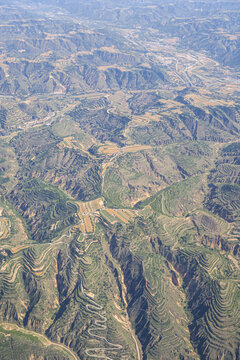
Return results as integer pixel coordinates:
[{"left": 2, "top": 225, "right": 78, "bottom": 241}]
[
  {"left": 0, "top": 217, "right": 10, "bottom": 240},
  {"left": 57, "top": 136, "right": 79, "bottom": 150},
  {"left": 101, "top": 208, "right": 136, "bottom": 224},
  {"left": 10, "top": 245, "right": 29, "bottom": 254},
  {"left": 76, "top": 198, "right": 104, "bottom": 233},
  {"left": 98, "top": 143, "right": 119, "bottom": 155},
  {"left": 77, "top": 198, "right": 104, "bottom": 219},
  {"left": 84, "top": 215, "right": 94, "bottom": 233},
  {"left": 57, "top": 136, "right": 95, "bottom": 158},
  {"left": 98, "top": 143, "right": 152, "bottom": 155}
]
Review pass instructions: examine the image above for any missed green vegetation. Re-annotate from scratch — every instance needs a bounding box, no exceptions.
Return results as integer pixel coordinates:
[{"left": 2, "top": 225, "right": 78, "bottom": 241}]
[
  {"left": 0, "top": 325, "right": 75, "bottom": 360},
  {"left": 0, "top": 1, "right": 239, "bottom": 359},
  {"left": 137, "top": 175, "right": 204, "bottom": 216},
  {"left": 68, "top": 106, "right": 130, "bottom": 144},
  {"left": 222, "top": 141, "right": 240, "bottom": 154},
  {"left": 7, "top": 179, "right": 78, "bottom": 243}
]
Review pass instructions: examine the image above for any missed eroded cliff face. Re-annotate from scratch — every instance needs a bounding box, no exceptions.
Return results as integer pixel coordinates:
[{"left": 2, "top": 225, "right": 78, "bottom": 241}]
[
  {"left": 107, "top": 229, "right": 198, "bottom": 360},
  {"left": 0, "top": 1, "right": 239, "bottom": 360},
  {"left": 150, "top": 238, "right": 240, "bottom": 360},
  {"left": 110, "top": 234, "right": 148, "bottom": 346}
]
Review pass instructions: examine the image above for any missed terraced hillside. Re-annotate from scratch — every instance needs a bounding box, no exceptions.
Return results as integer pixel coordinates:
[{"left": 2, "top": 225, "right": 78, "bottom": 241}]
[{"left": 0, "top": 0, "right": 239, "bottom": 360}]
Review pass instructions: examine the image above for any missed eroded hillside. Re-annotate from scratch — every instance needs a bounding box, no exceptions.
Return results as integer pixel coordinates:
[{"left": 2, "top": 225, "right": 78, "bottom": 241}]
[{"left": 0, "top": 1, "right": 239, "bottom": 359}]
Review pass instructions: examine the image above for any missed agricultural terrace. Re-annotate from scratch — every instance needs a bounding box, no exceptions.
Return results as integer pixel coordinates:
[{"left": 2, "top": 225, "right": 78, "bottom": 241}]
[
  {"left": 101, "top": 208, "right": 136, "bottom": 225},
  {"left": 75, "top": 198, "right": 104, "bottom": 233},
  {"left": 98, "top": 144, "right": 152, "bottom": 155}
]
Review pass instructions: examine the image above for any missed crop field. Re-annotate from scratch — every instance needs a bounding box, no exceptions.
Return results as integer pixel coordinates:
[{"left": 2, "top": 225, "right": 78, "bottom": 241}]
[
  {"left": 0, "top": 2, "right": 239, "bottom": 360},
  {"left": 184, "top": 93, "right": 235, "bottom": 107},
  {"left": 10, "top": 245, "right": 30, "bottom": 254},
  {"left": 75, "top": 198, "right": 104, "bottom": 233},
  {"left": 77, "top": 198, "right": 104, "bottom": 219},
  {"left": 132, "top": 112, "right": 163, "bottom": 125},
  {"left": 0, "top": 217, "right": 10, "bottom": 240},
  {"left": 98, "top": 143, "right": 120, "bottom": 154},
  {"left": 122, "top": 145, "right": 152, "bottom": 152},
  {"left": 57, "top": 136, "right": 94, "bottom": 157},
  {"left": 83, "top": 215, "right": 94, "bottom": 233},
  {"left": 57, "top": 136, "right": 76, "bottom": 149},
  {"left": 101, "top": 208, "right": 135, "bottom": 224},
  {"left": 98, "top": 143, "right": 152, "bottom": 155}
]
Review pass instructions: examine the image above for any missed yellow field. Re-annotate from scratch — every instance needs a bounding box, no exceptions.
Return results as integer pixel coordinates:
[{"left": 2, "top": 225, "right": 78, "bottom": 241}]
[
  {"left": 216, "top": 31, "right": 239, "bottom": 41},
  {"left": 171, "top": 108, "right": 184, "bottom": 114},
  {"left": 185, "top": 94, "right": 234, "bottom": 107},
  {"left": 77, "top": 198, "right": 104, "bottom": 219},
  {"left": 57, "top": 136, "right": 94, "bottom": 158},
  {"left": 133, "top": 111, "right": 165, "bottom": 124},
  {"left": 105, "top": 209, "right": 117, "bottom": 216},
  {"left": 24, "top": 262, "right": 48, "bottom": 277},
  {"left": 98, "top": 144, "right": 152, "bottom": 155},
  {"left": 79, "top": 223, "right": 86, "bottom": 233},
  {"left": 98, "top": 145, "right": 119, "bottom": 154},
  {"left": 124, "top": 209, "right": 135, "bottom": 218},
  {"left": 34, "top": 271, "right": 44, "bottom": 277},
  {"left": 75, "top": 198, "right": 104, "bottom": 233},
  {"left": 0, "top": 218, "right": 10, "bottom": 240},
  {"left": 73, "top": 218, "right": 93, "bottom": 233},
  {"left": 76, "top": 199, "right": 135, "bottom": 231},
  {"left": 10, "top": 245, "right": 29, "bottom": 254},
  {"left": 84, "top": 215, "right": 93, "bottom": 233},
  {"left": 99, "top": 46, "right": 119, "bottom": 53},
  {"left": 104, "top": 209, "right": 135, "bottom": 224},
  {"left": 117, "top": 209, "right": 135, "bottom": 221},
  {"left": 113, "top": 211, "right": 129, "bottom": 224},
  {"left": 139, "top": 62, "right": 152, "bottom": 69},
  {"left": 97, "top": 65, "right": 127, "bottom": 71},
  {"left": 72, "top": 225, "right": 80, "bottom": 232},
  {"left": 57, "top": 136, "right": 78, "bottom": 150},
  {"left": 122, "top": 145, "right": 152, "bottom": 153}
]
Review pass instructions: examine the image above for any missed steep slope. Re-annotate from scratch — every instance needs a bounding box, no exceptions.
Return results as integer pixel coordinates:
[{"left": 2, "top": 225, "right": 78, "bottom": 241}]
[{"left": 0, "top": 1, "right": 239, "bottom": 360}]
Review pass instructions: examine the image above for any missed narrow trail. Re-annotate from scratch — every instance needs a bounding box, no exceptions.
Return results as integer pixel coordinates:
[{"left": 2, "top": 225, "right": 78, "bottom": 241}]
[
  {"left": 0, "top": 140, "right": 156, "bottom": 360},
  {"left": 76, "top": 236, "right": 124, "bottom": 360},
  {"left": 74, "top": 213, "right": 142, "bottom": 359},
  {"left": 78, "top": 234, "right": 142, "bottom": 360},
  {"left": 82, "top": 284, "right": 123, "bottom": 359},
  {"left": 47, "top": 230, "right": 124, "bottom": 359}
]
